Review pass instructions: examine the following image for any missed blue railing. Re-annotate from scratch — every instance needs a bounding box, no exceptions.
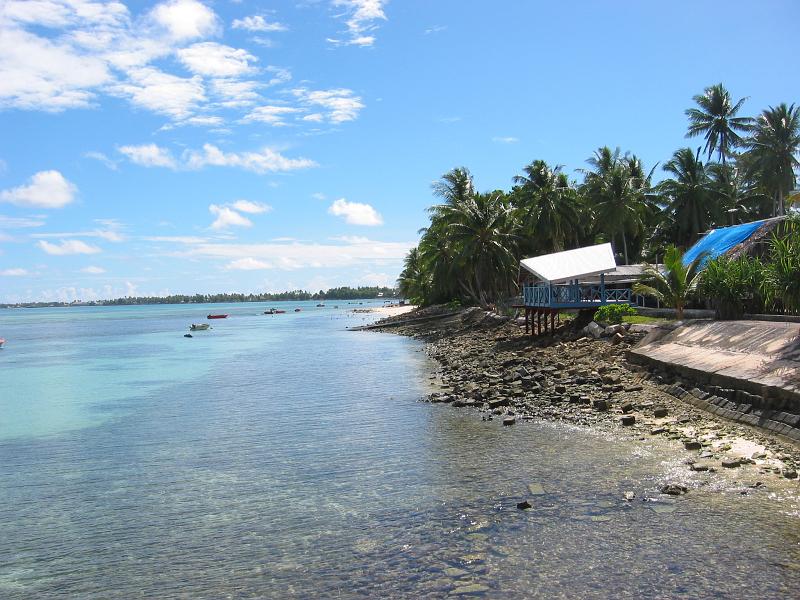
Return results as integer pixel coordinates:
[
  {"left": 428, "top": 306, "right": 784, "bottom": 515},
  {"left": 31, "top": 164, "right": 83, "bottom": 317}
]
[{"left": 523, "top": 284, "right": 634, "bottom": 308}]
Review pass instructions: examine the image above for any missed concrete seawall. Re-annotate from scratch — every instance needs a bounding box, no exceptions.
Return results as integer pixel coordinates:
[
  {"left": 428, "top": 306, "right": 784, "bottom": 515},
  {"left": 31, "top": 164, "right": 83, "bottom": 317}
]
[{"left": 629, "top": 320, "right": 800, "bottom": 443}]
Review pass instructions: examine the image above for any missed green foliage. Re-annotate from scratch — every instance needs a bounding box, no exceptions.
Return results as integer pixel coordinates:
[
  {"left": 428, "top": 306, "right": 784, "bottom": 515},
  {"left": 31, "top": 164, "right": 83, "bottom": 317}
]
[
  {"left": 594, "top": 303, "right": 638, "bottom": 324},
  {"left": 700, "top": 255, "right": 766, "bottom": 319},
  {"left": 764, "top": 217, "right": 800, "bottom": 314},
  {"left": 633, "top": 246, "right": 704, "bottom": 320}
]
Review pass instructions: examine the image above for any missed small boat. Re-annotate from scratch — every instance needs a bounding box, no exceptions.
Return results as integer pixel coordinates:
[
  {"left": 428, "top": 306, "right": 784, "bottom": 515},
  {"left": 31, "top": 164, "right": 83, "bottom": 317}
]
[
  {"left": 184, "top": 333, "right": 193, "bottom": 338},
  {"left": 316, "top": 303, "right": 325, "bottom": 307},
  {"left": 190, "top": 323, "right": 210, "bottom": 331},
  {"left": 275, "top": 309, "right": 287, "bottom": 314},
  {"left": 264, "top": 309, "right": 277, "bottom": 315},
  {"left": 0, "top": 338, "right": 5, "bottom": 348},
  {"left": 294, "top": 308, "right": 301, "bottom": 312},
  {"left": 207, "top": 314, "right": 228, "bottom": 319}
]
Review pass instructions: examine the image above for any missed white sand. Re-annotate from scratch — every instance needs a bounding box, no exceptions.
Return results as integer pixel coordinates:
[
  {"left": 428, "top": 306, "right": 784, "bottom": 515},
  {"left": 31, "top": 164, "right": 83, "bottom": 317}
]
[{"left": 369, "top": 304, "right": 417, "bottom": 318}]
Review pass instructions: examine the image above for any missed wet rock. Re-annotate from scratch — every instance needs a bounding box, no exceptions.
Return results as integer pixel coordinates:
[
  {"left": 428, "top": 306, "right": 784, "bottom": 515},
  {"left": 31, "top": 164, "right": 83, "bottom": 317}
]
[
  {"left": 502, "top": 416, "right": 516, "bottom": 426},
  {"left": 783, "top": 469, "right": 798, "bottom": 479},
  {"left": 653, "top": 407, "right": 669, "bottom": 418},
  {"left": 624, "top": 491, "right": 635, "bottom": 501},
  {"left": 690, "top": 462, "right": 712, "bottom": 472},
  {"left": 517, "top": 500, "right": 532, "bottom": 510},
  {"left": 721, "top": 458, "right": 741, "bottom": 469},
  {"left": 650, "top": 427, "right": 667, "bottom": 435},
  {"left": 620, "top": 415, "right": 636, "bottom": 426},
  {"left": 527, "top": 482, "right": 546, "bottom": 496},
  {"left": 451, "top": 583, "right": 490, "bottom": 595},
  {"left": 660, "top": 484, "right": 688, "bottom": 496},
  {"left": 592, "top": 399, "right": 609, "bottom": 412},
  {"left": 684, "top": 440, "right": 702, "bottom": 451},
  {"left": 620, "top": 402, "right": 634, "bottom": 414},
  {"left": 444, "top": 567, "right": 468, "bottom": 578}
]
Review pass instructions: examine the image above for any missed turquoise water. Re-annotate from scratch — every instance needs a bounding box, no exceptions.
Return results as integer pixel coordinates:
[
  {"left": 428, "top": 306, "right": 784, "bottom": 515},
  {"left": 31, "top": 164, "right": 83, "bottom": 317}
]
[{"left": 1, "top": 303, "right": 800, "bottom": 598}]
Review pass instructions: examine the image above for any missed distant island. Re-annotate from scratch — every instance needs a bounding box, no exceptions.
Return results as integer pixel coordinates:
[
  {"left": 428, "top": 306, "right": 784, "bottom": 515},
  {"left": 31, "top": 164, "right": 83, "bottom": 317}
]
[{"left": 0, "top": 286, "right": 399, "bottom": 309}]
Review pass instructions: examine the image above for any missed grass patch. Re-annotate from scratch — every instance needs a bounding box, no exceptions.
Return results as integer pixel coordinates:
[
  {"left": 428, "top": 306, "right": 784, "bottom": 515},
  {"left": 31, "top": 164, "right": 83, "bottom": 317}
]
[{"left": 623, "top": 315, "right": 672, "bottom": 324}]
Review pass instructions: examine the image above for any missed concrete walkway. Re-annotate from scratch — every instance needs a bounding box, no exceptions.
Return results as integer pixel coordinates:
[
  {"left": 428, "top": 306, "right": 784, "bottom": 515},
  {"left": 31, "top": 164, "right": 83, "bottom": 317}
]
[{"left": 630, "top": 320, "right": 800, "bottom": 408}]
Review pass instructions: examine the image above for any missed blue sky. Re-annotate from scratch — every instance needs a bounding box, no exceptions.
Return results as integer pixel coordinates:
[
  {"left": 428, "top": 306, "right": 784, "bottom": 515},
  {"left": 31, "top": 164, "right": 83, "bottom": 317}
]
[{"left": 0, "top": 0, "right": 798, "bottom": 302}]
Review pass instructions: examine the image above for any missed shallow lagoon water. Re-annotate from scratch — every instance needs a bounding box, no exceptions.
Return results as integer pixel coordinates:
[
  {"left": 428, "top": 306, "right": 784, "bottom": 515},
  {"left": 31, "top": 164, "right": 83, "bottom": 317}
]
[{"left": 1, "top": 303, "right": 799, "bottom": 598}]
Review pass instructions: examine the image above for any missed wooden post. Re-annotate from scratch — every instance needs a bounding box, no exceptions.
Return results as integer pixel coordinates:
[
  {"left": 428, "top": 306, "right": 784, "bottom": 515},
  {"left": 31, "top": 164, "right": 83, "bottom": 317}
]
[
  {"left": 525, "top": 307, "right": 529, "bottom": 333},
  {"left": 600, "top": 273, "right": 606, "bottom": 305},
  {"left": 550, "top": 310, "right": 555, "bottom": 335}
]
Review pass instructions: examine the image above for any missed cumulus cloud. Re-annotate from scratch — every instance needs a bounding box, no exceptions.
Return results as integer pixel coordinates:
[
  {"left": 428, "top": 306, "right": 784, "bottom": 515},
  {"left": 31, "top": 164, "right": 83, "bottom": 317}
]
[
  {"left": 184, "top": 144, "right": 316, "bottom": 174},
  {"left": 0, "top": 170, "right": 77, "bottom": 208},
  {"left": 224, "top": 257, "right": 271, "bottom": 270},
  {"left": 209, "top": 204, "right": 252, "bottom": 230},
  {"left": 293, "top": 88, "right": 364, "bottom": 123},
  {"left": 0, "top": 267, "right": 28, "bottom": 276},
  {"left": 330, "top": 0, "right": 387, "bottom": 46},
  {"left": 230, "top": 200, "right": 271, "bottom": 214},
  {"left": 149, "top": 0, "right": 219, "bottom": 41},
  {"left": 110, "top": 67, "right": 206, "bottom": 119},
  {"left": 177, "top": 42, "right": 257, "bottom": 78},
  {"left": 118, "top": 143, "right": 177, "bottom": 168},
  {"left": 81, "top": 265, "right": 106, "bottom": 274},
  {"left": 242, "top": 104, "right": 301, "bottom": 126},
  {"left": 38, "top": 239, "right": 101, "bottom": 255},
  {"left": 328, "top": 198, "right": 383, "bottom": 226},
  {"left": 231, "top": 16, "right": 287, "bottom": 32}
]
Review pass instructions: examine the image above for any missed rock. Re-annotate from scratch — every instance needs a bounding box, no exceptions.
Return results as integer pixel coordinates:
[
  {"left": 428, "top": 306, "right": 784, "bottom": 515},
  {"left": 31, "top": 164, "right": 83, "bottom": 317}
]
[
  {"left": 689, "top": 462, "right": 711, "bottom": 472},
  {"left": 592, "top": 399, "right": 609, "bottom": 412},
  {"left": 660, "top": 484, "right": 688, "bottom": 496},
  {"left": 517, "top": 500, "right": 532, "bottom": 510},
  {"left": 444, "top": 567, "right": 468, "bottom": 577},
  {"left": 527, "top": 482, "right": 546, "bottom": 495},
  {"left": 584, "top": 321, "right": 604, "bottom": 339},
  {"left": 620, "top": 402, "right": 634, "bottom": 414},
  {"left": 783, "top": 469, "right": 798, "bottom": 479},
  {"left": 650, "top": 427, "right": 667, "bottom": 435},
  {"left": 619, "top": 415, "right": 636, "bottom": 426},
  {"left": 452, "top": 400, "right": 466, "bottom": 408},
  {"left": 721, "top": 458, "right": 741, "bottom": 469},
  {"left": 653, "top": 407, "right": 668, "bottom": 418},
  {"left": 502, "top": 416, "right": 516, "bottom": 426},
  {"left": 624, "top": 491, "right": 635, "bottom": 501},
  {"left": 610, "top": 332, "right": 625, "bottom": 345},
  {"left": 684, "top": 440, "right": 702, "bottom": 451},
  {"left": 451, "top": 584, "right": 490, "bottom": 595}
]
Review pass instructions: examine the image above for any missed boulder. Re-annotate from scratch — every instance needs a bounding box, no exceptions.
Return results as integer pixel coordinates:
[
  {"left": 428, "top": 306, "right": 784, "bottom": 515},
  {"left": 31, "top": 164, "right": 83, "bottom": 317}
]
[
  {"left": 620, "top": 415, "right": 636, "bottom": 426},
  {"left": 584, "top": 321, "right": 604, "bottom": 339},
  {"left": 502, "top": 416, "right": 516, "bottom": 426},
  {"left": 516, "top": 500, "right": 532, "bottom": 510},
  {"left": 660, "top": 484, "right": 688, "bottom": 496},
  {"left": 653, "top": 407, "right": 669, "bottom": 419}
]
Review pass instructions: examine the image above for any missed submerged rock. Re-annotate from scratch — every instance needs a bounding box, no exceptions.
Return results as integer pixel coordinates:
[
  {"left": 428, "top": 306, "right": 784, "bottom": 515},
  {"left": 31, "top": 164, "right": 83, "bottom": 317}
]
[
  {"left": 660, "top": 484, "right": 688, "bottom": 496},
  {"left": 516, "top": 500, "right": 532, "bottom": 510}
]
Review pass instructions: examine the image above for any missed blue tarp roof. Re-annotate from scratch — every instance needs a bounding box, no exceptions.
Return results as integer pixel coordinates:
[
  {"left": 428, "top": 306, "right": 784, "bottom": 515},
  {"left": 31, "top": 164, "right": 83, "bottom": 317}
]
[{"left": 682, "top": 219, "right": 767, "bottom": 267}]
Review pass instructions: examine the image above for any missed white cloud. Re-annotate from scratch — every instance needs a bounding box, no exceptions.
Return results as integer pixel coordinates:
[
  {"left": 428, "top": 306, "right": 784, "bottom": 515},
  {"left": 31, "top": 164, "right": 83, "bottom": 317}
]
[
  {"left": 38, "top": 239, "right": 101, "bottom": 255},
  {"left": 328, "top": 198, "right": 383, "bottom": 226},
  {"left": 118, "top": 143, "right": 177, "bottom": 168},
  {"left": 242, "top": 105, "right": 301, "bottom": 126},
  {"left": 492, "top": 136, "right": 519, "bottom": 143},
  {"left": 331, "top": 0, "right": 387, "bottom": 46},
  {"left": 32, "top": 225, "right": 125, "bottom": 242},
  {"left": 84, "top": 151, "right": 119, "bottom": 170},
  {"left": 209, "top": 204, "right": 252, "bottom": 230},
  {"left": 230, "top": 200, "right": 271, "bottom": 214},
  {"left": 184, "top": 144, "right": 316, "bottom": 174},
  {"left": 0, "top": 26, "right": 112, "bottom": 111},
  {"left": 0, "top": 170, "right": 77, "bottom": 208},
  {"left": 0, "top": 267, "right": 28, "bottom": 276},
  {"left": 224, "top": 257, "right": 272, "bottom": 270},
  {"left": 81, "top": 265, "right": 106, "bottom": 274},
  {"left": 311, "top": 192, "right": 327, "bottom": 200},
  {"left": 0, "top": 215, "right": 46, "bottom": 229},
  {"left": 143, "top": 235, "right": 209, "bottom": 244},
  {"left": 111, "top": 67, "right": 205, "bottom": 119},
  {"left": 231, "top": 16, "right": 287, "bottom": 32},
  {"left": 149, "top": 0, "right": 219, "bottom": 41},
  {"left": 424, "top": 25, "right": 446, "bottom": 35},
  {"left": 293, "top": 88, "right": 364, "bottom": 123},
  {"left": 177, "top": 42, "right": 257, "bottom": 78},
  {"left": 209, "top": 78, "right": 261, "bottom": 108}
]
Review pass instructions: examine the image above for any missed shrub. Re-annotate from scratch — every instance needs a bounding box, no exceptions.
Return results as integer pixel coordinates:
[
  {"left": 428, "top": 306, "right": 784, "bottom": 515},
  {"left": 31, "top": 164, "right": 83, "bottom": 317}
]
[
  {"left": 765, "top": 218, "right": 800, "bottom": 315},
  {"left": 594, "top": 303, "right": 638, "bottom": 324},
  {"left": 700, "top": 255, "right": 766, "bottom": 319}
]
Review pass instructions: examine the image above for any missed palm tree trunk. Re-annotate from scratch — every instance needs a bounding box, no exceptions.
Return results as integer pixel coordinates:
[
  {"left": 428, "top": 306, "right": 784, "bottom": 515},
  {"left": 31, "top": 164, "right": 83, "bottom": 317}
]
[
  {"left": 778, "top": 188, "right": 785, "bottom": 216},
  {"left": 621, "top": 228, "right": 629, "bottom": 265}
]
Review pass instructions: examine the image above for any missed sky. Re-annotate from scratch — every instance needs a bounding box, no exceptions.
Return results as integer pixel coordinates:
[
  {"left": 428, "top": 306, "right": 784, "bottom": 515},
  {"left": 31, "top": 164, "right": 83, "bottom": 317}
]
[{"left": 0, "top": 0, "right": 798, "bottom": 303}]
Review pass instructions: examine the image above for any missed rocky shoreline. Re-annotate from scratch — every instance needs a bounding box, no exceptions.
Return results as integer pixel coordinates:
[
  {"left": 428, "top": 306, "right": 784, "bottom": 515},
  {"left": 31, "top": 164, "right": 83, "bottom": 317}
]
[{"left": 368, "top": 306, "right": 800, "bottom": 494}]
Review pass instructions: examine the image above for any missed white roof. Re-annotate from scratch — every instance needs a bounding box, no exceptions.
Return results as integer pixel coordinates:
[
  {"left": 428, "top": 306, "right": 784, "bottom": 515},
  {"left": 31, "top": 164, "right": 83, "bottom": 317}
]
[{"left": 520, "top": 243, "right": 617, "bottom": 283}]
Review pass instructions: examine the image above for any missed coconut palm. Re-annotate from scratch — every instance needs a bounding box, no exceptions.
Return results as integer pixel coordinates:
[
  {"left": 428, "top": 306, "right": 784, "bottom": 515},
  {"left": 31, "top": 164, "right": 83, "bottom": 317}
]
[
  {"left": 580, "top": 147, "right": 655, "bottom": 264},
  {"left": 706, "top": 162, "right": 767, "bottom": 223},
  {"left": 397, "top": 247, "right": 429, "bottom": 304},
  {"left": 744, "top": 103, "right": 800, "bottom": 216},
  {"left": 633, "top": 245, "right": 704, "bottom": 320},
  {"left": 657, "top": 148, "right": 717, "bottom": 247},
  {"left": 513, "top": 160, "right": 582, "bottom": 253},
  {"left": 685, "top": 83, "right": 752, "bottom": 164}
]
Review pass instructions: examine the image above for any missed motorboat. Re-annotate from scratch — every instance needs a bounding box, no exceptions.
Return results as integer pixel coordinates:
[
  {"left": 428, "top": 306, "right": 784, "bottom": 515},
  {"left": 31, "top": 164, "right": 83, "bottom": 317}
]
[
  {"left": 0, "top": 338, "right": 4, "bottom": 348},
  {"left": 316, "top": 303, "right": 325, "bottom": 307},
  {"left": 207, "top": 314, "right": 228, "bottom": 319},
  {"left": 190, "top": 323, "right": 210, "bottom": 331},
  {"left": 294, "top": 308, "right": 301, "bottom": 312}
]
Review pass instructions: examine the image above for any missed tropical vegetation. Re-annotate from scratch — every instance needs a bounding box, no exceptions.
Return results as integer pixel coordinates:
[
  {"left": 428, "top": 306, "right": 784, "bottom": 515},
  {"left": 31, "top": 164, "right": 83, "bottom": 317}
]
[{"left": 399, "top": 84, "right": 799, "bottom": 313}]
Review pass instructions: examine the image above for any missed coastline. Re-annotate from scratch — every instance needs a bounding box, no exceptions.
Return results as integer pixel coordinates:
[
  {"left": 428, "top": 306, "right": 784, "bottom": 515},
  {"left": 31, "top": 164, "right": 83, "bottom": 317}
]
[{"left": 369, "top": 306, "right": 800, "bottom": 495}]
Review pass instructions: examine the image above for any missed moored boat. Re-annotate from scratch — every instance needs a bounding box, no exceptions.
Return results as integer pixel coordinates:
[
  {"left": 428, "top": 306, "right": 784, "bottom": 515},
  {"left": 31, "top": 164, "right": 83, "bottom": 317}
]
[
  {"left": 0, "top": 338, "right": 5, "bottom": 348},
  {"left": 190, "top": 323, "right": 210, "bottom": 331},
  {"left": 294, "top": 308, "right": 301, "bottom": 312},
  {"left": 207, "top": 314, "right": 228, "bottom": 319}
]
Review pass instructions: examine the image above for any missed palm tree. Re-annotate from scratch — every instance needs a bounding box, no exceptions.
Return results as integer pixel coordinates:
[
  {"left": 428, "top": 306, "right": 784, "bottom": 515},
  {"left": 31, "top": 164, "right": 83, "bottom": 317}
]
[
  {"left": 706, "top": 162, "right": 766, "bottom": 223},
  {"left": 633, "top": 245, "right": 704, "bottom": 320},
  {"left": 512, "top": 160, "right": 582, "bottom": 253},
  {"left": 431, "top": 166, "right": 474, "bottom": 207},
  {"left": 580, "top": 147, "right": 654, "bottom": 264},
  {"left": 657, "top": 148, "right": 717, "bottom": 247},
  {"left": 397, "top": 247, "right": 429, "bottom": 304},
  {"left": 744, "top": 103, "right": 800, "bottom": 216},
  {"left": 685, "top": 83, "right": 752, "bottom": 164},
  {"left": 437, "top": 191, "right": 518, "bottom": 306}
]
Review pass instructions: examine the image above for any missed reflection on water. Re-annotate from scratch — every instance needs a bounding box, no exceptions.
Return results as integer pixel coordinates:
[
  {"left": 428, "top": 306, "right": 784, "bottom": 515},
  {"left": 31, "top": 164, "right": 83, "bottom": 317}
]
[{"left": 0, "top": 303, "right": 799, "bottom": 598}]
